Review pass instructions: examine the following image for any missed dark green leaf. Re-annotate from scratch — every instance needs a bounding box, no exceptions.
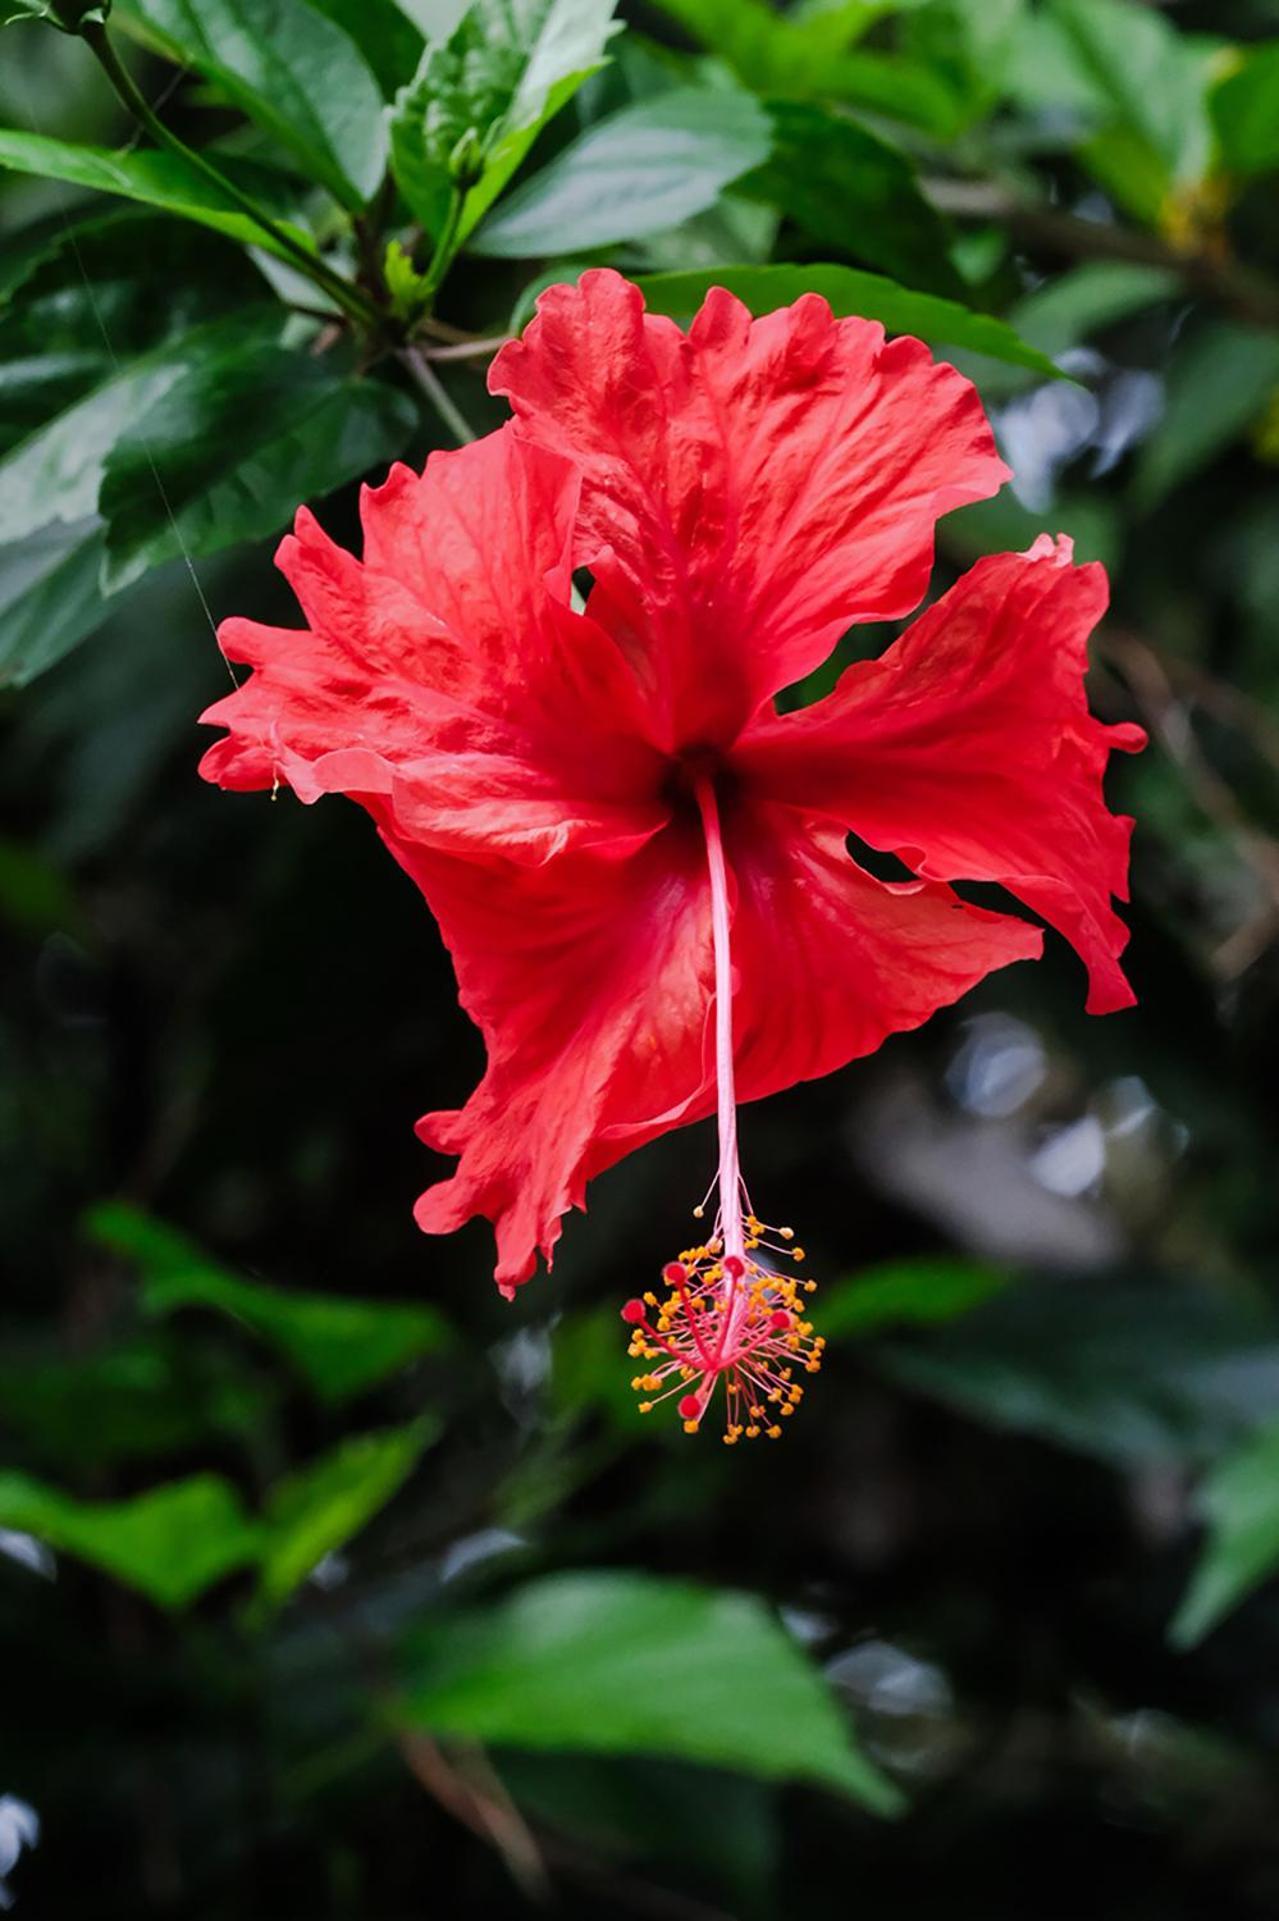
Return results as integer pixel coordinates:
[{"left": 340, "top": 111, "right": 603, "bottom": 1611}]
[
  {"left": 470, "top": 88, "right": 772, "bottom": 256},
  {"left": 821, "top": 1256, "right": 1008, "bottom": 1341},
  {"left": 1009, "top": 260, "right": 1179, "bottom": 362},
  {"left": 647, "top": 0, "right": 962, "bottom": 132},
  {"left": 741, "top": 100, "right": 963, "bottom": 299},
  {"left": 99, "top": 342, "right": 416, "bottom": 588},
  {"left": 91, "top": 1202, "right": 453, "bottom": 1404},
  {"left": 115, "top": 0, "right": 386, "bottom": 206},
  {"left": 879, "top": 1277, "right": 1279, "bottom": 1468},
  {"left": 1172, "top": 1421, "right": 1279, "bottom": 1647},
  {"left": 402, "top": 1570, "right": 903, "bottom": 1811},
  {"left": 0, "top": 131, "right": 318, "bottom": 263},
  {"left": 388, "top": 0, "right": 621, "bottom": 249},
  {"left": 1133, "top": 319, "right": 1279, "bottom": 507},
  {"left": 0, "top": 1334, "right": 267, "bottom": 1465},
  {"left": 1213, "top": 44, "right": 1279, "bottom": 177},
  {"left": 304, "top": 0, "right": 425, "bottom": 96},
  {"left": 257, "top": 1418, "right": 436, "bottom": 1608},
  {"left": 632, "top": 263, "right": 1064, "bottom": 377},
  {"left": 0, "top": 519, "right": 107, "bottom": 685},
  {"left": 902, "top": 0, "right": 1025, "bottom": 121},
  {"left": 0, "top": 1470, "right": 260, "bottom": 1608}
]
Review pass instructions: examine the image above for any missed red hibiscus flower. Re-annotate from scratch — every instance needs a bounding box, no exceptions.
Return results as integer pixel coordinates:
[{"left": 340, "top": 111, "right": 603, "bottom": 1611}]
[{"left": 199, "top": 269, "right": 1143, "bottom": 1441}]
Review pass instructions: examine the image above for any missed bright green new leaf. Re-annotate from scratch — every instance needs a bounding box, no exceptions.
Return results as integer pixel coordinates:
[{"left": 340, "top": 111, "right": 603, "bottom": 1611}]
[
  {"left": 1172, "top": 1421, "right": 1279, "bottom": 1647},
  {"left": 99, "top": 341, "right": 416, "bottom": 588},
  {"left": 257, "top": 1418, "right": 437, "bottom": 1608},
  {"left": 632, "top": 264, "right": 1064, "bottom": 379},
  {"left": 0, "top": 131, "right": 318, "bottom": 265},
  {"left": 2, "top": 0, "right": 109, "bottom": 30},
  {"left": 388, "top": 0, "right": 621, "bottom": 251},
  {"left": 401, "top": 1570, "right": 903, "bottom": 1812},
  {"left": 114, "top": 0, "right": 387, "bottom": 207},
  {"left": 91, "top": 1201, "right": 452, "bottom": 1404},
  {"left": 1133, "top": 318, "right": 1279, "bottom": 508},
  {"left": 0, "top": 1470, "right": 260, "bottom": 1608},
  {"left": 1212, "top": 44, "right": 1279, "bottom": 179},
  {"left": 740, "top": 100, "right": 963, "bottom": 300},
  {"left": 471, "top": 88, "right": 771, "bottom": 256},
  {"left": 821, "top": 1257, "right": 1008, "bottom": 1341}
]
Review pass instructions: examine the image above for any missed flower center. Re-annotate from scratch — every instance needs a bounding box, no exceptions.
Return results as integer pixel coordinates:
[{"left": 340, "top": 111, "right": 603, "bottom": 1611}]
[{"left": 620, "top": 772, "right": 824, "bottom": 1441}]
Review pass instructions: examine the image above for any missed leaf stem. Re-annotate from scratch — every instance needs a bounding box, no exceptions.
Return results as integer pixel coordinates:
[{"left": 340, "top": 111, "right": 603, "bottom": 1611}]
[
  {"left": 81, "top": 20, "right": 382, "bottom": 331},
  {"left": 398, "top": 344, "right": 477, "bottom": 444},
  {"left": 416, "top": 185, "right": 466, "bottom": 309}
]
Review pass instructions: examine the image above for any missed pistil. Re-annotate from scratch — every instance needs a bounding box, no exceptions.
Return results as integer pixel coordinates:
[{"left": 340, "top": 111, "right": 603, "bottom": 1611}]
[{"left": 619, "top": 773, "right": 823, "bottom": 1440}]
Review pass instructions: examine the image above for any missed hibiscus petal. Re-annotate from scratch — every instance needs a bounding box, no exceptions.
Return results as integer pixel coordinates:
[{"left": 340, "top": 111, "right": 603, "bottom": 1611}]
[
  {"left": 490, "top": 268, "right": 1008, "bottom": 749},
  {"left": 389, "top": 823, "right": 716, "bottom": 1292},
  {"left": 735, "top": 538, "right": 1145, "bottom": 1015},
  {"left": 729, "top": 802, "right": 1044, "bottom": 1098},
  {"left": 397, "top": 793, "right": 1040, "bottom": 1291},
  {"left": 199, "top": 426, "right": 667, "bottom": 864}
]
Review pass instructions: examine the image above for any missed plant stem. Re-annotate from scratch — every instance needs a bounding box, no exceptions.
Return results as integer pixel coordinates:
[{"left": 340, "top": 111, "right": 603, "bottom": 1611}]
[
  {"left": 398, "top": 343, "right": 476, "bottom": 444},
  {"left": 81, "top": 21, "right": 382, "bottom": 331},
  {"left": 416, "top": 186, "right": 466, "bottom": 309}
]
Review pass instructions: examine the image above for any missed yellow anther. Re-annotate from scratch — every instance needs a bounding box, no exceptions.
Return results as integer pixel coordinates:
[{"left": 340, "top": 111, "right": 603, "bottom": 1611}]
[
  {"left": 779, "top": 1226, "right": 794, "bottom": 1240},
  {"left": 791, "top": 1248, "right": 805, "bottom": 1262},
  {"left": 683, "top": 1419, "right": 699, "bottom": 1434},
  {"left": 746, "top": 1425, "right": 760, "bottom": 1438},
  {"left": 767, "top": 1425, "right": 782, "bottom": 1439},
  {"left": 638, "top": 1402, "right": 653, "bottom": 1414}
]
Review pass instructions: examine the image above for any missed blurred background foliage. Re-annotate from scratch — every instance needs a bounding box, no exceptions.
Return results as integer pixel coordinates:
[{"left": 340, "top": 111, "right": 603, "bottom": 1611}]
[{"left": 3, "top": 0, "right": 1279, "bottom": 1913}]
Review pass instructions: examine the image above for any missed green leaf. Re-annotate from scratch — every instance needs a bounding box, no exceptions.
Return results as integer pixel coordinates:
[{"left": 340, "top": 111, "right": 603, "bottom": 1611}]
[
  {"left": 470, "top": 88, "right": 772, "bottom": 256},
  {"left": 0, "top": 1334, "right": 267, "bottom": 1465},
  {"left": 2, "top": 0, "right": 109, "bottom": 30},
  {"left": 1046, "top": 0, "right": 1216, "bottom": 206},
  {"left": 304, "top": 0, "right": 426, "bottom": 96},
  {"left": 1133, "top": 318, "right": 1279, "bottom": 507},
  {"left": 821, "top": 1256, "right": 1008, "bottom": 1341},
  {"left": 1172, "top": 1421, "right": 1279, "bottom": 1647},
  {"left": 99, "top": 340, "right": 416, "bottom": 589},
  {"left": 902, "top": 0, "right": 1025, "bottom": 124},
  {"left": 0, "top": 519, "right": 107, "bottom": 686},
  {"left": 1212, "top": 43, "right": 1279, "bottom": 178},
  {"left": 879, "top": 1277, "right": 1279, "bottom": 1469},
  {"left": 631, "top": 263, "right": 1065, "bottom": 378},
  {"left": 740, "top": 100, "right": 963, "bottom": 299},
  {"left": 90, "top": 1201, "right": 453, "bottom": 1404},
  {"left": 114, "top": 0, "right": 387, "bottom": 207},
  {"left": 647, "top": 0, "right": 962, "bottom": 132},
  {"left": 0, "top": 1470, "right": 259, "bottom": 1608},
  {"left": 401, "top": 1570, "right": 903, "bottom": 1812},
  {"left": 257, "top": 1418, "right": 436, "bottom": 1608},
  {"left": 1008, "top": 260, "right": 1179, "bottom": 362},
  {"left": 0, "top": 131, "right": 318, "bottom": 264},
  {"left": 388, "top": 0, "right": 621, "bottom": 250}
]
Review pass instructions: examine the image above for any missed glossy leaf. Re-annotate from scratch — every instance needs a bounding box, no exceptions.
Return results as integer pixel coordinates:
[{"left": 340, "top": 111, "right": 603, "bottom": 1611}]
[
  {"left": 114, "top": 0, "right": 387, "bottom": 207},
  {"left": 632, "top": 263, "right": 1064, "bottom": 377},
  {"left": 304, "top": 0, "right": 426, "bottom": 95},
  {"left": 741, "top": 100, "right": 962, "bottom": 297},
  {"left": 0, "top": 131, "right": 317, "bottom": 264},
  {"left": 1009, "top": 260, "right": 1179, "bottom": 362},
  {"left": 99, "top": 342, "right": 416, "bottom": 588},
  {"left": 470, "top": 86, "right": 769, "bottom": 257},
  {"left": 401, "top": 1570, "right": 903, "bottom": 1811},
  {"left": 388, "top": 0, "right": 621, "bottom": 248},
  {"left": 1172, "top": 1421, "right": 1279, "bottom": 1647},
  {"left": 0, "top": 1470, "right": 259, "bottom": 1608},
  {"left": 880, "top": 1278, "right": 1279, "bottom": 1468},
  {"left": 257, "top": 1418, "right": 436, "bottom": 1607},
  {"left": 1212, "top": 44, "right": 1279, "bottom": 178},
  {"left": 91, "top": 1202, "right": 452, "bottom": 1403}
]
